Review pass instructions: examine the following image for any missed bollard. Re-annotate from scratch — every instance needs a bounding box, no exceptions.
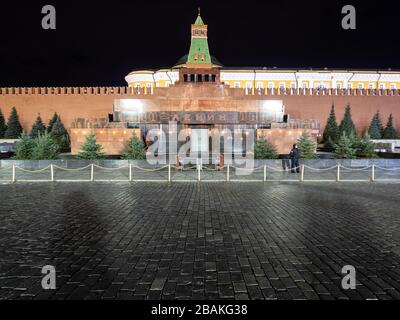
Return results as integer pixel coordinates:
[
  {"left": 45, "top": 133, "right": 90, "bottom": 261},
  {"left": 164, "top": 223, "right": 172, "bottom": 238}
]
[
  {"left": 337, "top": 164, "right": 341, "bottom": 182},
  {"left": 300, "top": 165, "right": 305, "bottom": 182},
  {"left": 12, "top": 164, "right": 16, "bottom": 183},
  {"left": 227, "top": 164, "right": 230, "bottom": 182},
  {"left": 129, "top": 163, "right": 132, "bottom": 182},
  {"left": 91, "top": 164, "right": 94, "bottom": 182},
  {"left": 264, "top": 165, "right": 267, "bottom": 182},
  {"left": 51, "top": 164, "right": 54, "bottom": 182},
  {"left": 371, "top": 164, "right": 375, "bottom": 182},
  {"left": 168, "top": 164, "right": 171, "bottom": 182}
]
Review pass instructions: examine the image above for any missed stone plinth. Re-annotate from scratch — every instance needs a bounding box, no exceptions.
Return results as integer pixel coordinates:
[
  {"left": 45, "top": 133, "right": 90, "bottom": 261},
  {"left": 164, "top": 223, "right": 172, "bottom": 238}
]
[
  {"left": 71, "top": 128, "right": 141, "bottom": 155},
  {"left": 257, "top": 129, "right": 316, "bottom": 154}
]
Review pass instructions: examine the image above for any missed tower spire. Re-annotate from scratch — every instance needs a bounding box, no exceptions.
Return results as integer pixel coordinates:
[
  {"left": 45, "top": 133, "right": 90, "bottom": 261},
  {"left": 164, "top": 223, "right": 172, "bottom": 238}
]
[{"left": 186, "top": 10, "right": 211, "bottom": 68}]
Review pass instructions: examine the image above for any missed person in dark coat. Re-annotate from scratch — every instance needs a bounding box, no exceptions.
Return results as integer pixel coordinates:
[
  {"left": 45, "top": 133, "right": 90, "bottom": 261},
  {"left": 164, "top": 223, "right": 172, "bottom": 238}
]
[
  {"left": 281, "top": 153, "right": 291, "bottom": 171},
  {"left": 290, "top": 144, "right": 300, "bottom": 173}
]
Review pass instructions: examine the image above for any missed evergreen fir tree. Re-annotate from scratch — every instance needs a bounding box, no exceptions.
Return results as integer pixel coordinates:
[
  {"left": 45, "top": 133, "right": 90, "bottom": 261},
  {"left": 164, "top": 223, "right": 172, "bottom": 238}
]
[
  {"left": 30, "top": 133, "right": 60, "bottom": 160},
  {"left": 356, "top": 133, "right": 377, "bottom": 158},
  {"left": 78, "top": 133, "right": 104, "bottom": 159},
  {"left": 30, "top": 114, "right": 46, "bottom": 138},
  {"left": 339, "top": 104, "right": 357, "bottom": 137},
  {"left": 0, "top": 108, "right": 7, "bottom": 138},
  {"left": 297, "top": 131, "right": 318, "bottom": 159},
  {"left": 50, "top": 118, "right": 70, "bottom": 152},
  {"left": 4, "top": 107, "right": 23, "bottom": 139},
  {"left": 368, "top": 112, "right": 383, "bottom": 139},
  {"left": 350, "top": 133, "right": 362, "bottom": 152},
  {"left": 334, "top": 133, "right": 356, "bottom": 159},
  {"left": 47, "top": 113, "right": 59, "bottom": 133},
  {"left": 122, "top": 133, "right": 146, "bottom": 160},
  {"left": 254, "top": 136, "right": 278, "bottom": 159},
  {"left": 13, "top": 133, "right": 34, "bottom": 160},
  {"left": 383, "top": 114, "right": 397, "bottom": 139},
  {"left": 322, "top": 104, "right": 340, "bottom": 149},
  {"left": 377, "top": 110, "right": 385, "bottom": 137}
]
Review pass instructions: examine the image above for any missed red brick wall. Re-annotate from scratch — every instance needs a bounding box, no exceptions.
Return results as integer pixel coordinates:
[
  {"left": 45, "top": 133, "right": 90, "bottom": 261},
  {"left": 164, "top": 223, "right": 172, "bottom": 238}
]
[{"left": 1, "top": 87, "right": 399, "bottom": 137}]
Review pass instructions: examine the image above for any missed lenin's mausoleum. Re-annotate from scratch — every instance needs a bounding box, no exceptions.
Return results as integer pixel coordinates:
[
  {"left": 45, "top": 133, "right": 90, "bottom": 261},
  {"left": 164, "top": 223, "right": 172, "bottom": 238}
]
[{"left": 1, "top": 13, "right": 400, "bottom": 155}]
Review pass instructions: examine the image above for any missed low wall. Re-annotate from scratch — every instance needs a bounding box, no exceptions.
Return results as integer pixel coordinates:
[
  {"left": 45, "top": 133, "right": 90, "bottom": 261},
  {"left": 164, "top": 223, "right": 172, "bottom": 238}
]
[
  {"left": 257, "top": 129, "right": 316, "bottom": 154},
  {"left": 372, "top": 139, "right": 400, "bottom": 153},
  {"left": 70, "top": 128, "right": 141, "bottom": 155}
]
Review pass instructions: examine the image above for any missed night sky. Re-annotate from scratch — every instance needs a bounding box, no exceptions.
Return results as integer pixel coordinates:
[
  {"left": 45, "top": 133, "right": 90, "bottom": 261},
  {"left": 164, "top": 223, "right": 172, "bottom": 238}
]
[{"left": 1, "top": 0, "right": 400, "bottom": 87}]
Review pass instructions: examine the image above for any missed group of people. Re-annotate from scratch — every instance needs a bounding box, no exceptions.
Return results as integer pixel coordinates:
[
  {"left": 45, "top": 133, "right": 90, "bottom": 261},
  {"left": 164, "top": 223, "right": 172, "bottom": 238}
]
[{"left": 282, "top": 144, "right": 301, "bottom": 173}]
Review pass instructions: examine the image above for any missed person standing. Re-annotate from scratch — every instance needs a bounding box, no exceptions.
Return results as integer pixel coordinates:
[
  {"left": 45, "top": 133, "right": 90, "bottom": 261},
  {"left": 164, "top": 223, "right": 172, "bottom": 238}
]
[{"left": 290, "top": 144, "right": 300, "bottom": 173}]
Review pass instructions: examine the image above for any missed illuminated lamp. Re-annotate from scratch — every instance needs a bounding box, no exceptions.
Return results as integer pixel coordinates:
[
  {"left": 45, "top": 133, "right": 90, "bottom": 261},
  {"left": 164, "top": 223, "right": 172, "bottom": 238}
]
[{"left": 117, "top": 99, "right": 144, "bottom": 114}]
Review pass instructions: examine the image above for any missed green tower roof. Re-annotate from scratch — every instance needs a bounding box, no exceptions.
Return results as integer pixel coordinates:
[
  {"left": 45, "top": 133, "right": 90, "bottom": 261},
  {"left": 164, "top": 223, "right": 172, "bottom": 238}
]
[
  {"left": 187, "top": 11, "right": 212, "bottom": 66},
  {"left": 194, "top": 13, "right": 204, "bottom": 26}
]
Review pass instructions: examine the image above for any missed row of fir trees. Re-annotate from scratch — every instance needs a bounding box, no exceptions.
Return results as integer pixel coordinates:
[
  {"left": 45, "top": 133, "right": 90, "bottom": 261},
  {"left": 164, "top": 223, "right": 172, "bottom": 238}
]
[
  {"left": 0, "top": 107, "right": 71, "bottom": 159},
  {"left": 254, "top": 131, "right": 318, "bottom": 160},
  {"left": 14, "top": 128, "right": 146, "bottom": 160},
  {"left": 322, "top": 104, "right": 398, "bottom": 158},
  {"left": 323, "top": 104, "right": 398, "bottom": 146},
  {"left": 77, "top": 132, "right": 146, "bottom": 160}
]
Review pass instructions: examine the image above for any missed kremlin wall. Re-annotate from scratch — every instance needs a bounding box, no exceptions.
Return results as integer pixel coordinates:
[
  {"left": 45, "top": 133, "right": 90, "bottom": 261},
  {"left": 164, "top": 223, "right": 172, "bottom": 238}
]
[{"left": 1, "top": 86, "right": 399, "bottom": 135}]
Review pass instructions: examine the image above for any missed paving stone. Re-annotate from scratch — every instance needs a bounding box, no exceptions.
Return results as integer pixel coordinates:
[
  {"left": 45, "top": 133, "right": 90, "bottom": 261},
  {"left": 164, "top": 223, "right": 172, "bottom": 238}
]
[{"left": 0, "top": 182, "right": 400, "bottom": 300}]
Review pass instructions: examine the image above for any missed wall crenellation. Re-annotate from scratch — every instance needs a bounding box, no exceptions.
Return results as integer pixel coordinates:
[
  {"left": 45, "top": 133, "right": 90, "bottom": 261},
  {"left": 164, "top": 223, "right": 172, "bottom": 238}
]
[
  {"left": 0, "top": 86, "right": 137, "bottom": 96},
  {"left": 246, "top": 88, "right": 400, "bottom": 97},
  {"left": 2, "top": 86, "right": 400, "bottom": 97}
]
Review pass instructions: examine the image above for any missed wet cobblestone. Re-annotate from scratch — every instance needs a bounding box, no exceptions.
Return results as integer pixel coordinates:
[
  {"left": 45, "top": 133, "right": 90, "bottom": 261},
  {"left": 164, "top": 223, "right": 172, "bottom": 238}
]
[{"left": 0, "top": 182, "right": 400, "bottom": 300}]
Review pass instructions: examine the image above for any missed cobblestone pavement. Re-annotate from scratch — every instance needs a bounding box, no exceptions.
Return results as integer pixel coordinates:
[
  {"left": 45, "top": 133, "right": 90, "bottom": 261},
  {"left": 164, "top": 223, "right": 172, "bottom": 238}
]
[{"left": 1, "top": 182, "right": 400, "bottom": 300}]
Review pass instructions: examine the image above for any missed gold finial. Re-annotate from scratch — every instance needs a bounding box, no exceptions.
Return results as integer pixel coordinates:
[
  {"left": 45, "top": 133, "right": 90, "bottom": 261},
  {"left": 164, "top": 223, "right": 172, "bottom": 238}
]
[{"left": 198, "top": 7, "right": 201, "bottom": 16}]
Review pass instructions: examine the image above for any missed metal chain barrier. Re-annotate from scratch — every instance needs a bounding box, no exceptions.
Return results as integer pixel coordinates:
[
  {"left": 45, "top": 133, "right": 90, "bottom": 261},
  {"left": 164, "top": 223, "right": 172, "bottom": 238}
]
[
  {"left": 340, "top": 166, "right": 372, "bottom": 171},
  {"left": 303, "top": 165, "right": 338, "bottom": 171},
  {"left": 1, "top": 163, "right": 400, "bottom": 183},
  {"left": 375, "top": 166, "right": 400, "bottom": 171},
  {"left": 15, "top": 165, "right": 51, "bottom": 173}
]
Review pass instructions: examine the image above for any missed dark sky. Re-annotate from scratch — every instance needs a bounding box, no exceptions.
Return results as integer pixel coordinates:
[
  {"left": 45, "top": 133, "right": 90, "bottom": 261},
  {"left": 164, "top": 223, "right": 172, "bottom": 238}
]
[{"left": 1, "top": 0, "right": 400, "bottom": 86}]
